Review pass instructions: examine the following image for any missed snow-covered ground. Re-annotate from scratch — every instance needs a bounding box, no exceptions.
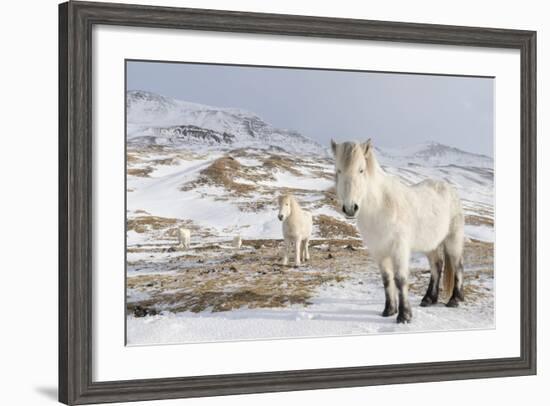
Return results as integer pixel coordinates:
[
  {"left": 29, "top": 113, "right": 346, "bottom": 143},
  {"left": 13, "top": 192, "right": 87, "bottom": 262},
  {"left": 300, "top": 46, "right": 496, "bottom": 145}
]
[
  {"left": 125, "top": 91, "right": 495, "bottom": 345},
  {"left": 127, "top": 247, "right": 494, "bottom": 345}
]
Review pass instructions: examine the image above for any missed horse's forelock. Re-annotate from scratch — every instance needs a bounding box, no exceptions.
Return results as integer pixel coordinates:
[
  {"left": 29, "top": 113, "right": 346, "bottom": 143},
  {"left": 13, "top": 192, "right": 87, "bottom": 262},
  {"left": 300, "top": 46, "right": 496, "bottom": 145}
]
[
  {"left": 338, "top": 142, "right": 365, "bottom": 169},
  {"left": 279, "top": 194, "right": 294, "bottom": 206}
]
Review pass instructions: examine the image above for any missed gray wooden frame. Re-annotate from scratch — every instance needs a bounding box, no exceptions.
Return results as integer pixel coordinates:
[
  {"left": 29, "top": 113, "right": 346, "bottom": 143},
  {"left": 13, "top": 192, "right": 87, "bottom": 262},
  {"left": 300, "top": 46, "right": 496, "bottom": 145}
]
[{"left": 59, "top": 1, "right": 537, "bottom": 404}]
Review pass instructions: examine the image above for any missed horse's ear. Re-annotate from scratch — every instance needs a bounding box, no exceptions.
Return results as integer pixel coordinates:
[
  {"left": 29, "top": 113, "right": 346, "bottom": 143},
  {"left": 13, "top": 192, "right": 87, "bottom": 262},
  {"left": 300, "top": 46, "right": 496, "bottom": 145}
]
[
  {"left": 330, "top": 139, "right": 338, "bottom": 155},
  {"left": 363, "top": 139, "right": 373, "bottom": 157}
]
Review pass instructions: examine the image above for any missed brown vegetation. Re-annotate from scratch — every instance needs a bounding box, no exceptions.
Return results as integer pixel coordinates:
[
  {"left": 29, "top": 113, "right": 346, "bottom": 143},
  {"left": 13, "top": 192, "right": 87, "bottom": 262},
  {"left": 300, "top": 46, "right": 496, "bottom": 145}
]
[
  {"left": 263, "top": 154, "right": 303, "bottom": 176},
  {"left": 127, "top": 167, "right": 154, "bottom": 177},
  {"left": 180, "top": 156, "right": 258, "bottom": 196},
  {"left": 127, "top": 215, "right": 178, "bottom": 234},
  {"left": 127, "top": 235, "right": 493, "bottom": 316},
  {"left": 127, "top": 241, "right": 357, "bottom": 315},
  {"left": 314, "top": 214, "right": 359, "bottom": 238},
  {"left": 463, "top": 239, "right": 494, "bottom": 268},
  {"left": 465, "top": 214, "right": 494, "bottom": 227}
]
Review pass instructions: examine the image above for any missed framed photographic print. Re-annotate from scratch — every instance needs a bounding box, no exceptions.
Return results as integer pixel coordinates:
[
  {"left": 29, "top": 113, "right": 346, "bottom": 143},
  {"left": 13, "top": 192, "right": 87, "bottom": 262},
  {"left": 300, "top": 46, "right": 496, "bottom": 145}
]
[{"left": 59, "top": 1, "right": 536, "bottom": 404}]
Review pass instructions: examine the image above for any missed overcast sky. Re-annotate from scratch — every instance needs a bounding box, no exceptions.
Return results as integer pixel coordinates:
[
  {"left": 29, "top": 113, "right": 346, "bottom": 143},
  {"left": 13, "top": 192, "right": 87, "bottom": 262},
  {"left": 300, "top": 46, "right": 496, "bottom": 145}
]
[{"left": 127, "top": 60, "right": 494, "bottom": 156}]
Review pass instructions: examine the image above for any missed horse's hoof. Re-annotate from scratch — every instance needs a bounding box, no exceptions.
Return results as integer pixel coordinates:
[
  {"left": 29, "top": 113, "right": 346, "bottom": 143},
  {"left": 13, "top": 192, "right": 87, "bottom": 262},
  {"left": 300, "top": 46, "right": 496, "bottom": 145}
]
[
  {"left": 382, "top": 307, "right": 397, "bottom": 317},
  {"left": 446, "top": 298, "right": 460, "bottom": 308},
  {"left": 396, "top": 311, "right": 412, "bottom": 324},
  {"left": 420, "top": 296, "right": 437, "bottom": 307}
]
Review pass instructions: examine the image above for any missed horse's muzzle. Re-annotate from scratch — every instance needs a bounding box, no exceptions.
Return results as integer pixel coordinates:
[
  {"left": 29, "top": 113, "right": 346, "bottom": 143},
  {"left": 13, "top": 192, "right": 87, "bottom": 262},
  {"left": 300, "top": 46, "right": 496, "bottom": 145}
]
[
  {"left": 278, "top": 214, "right": 283, "bottom": 221},
  {"left": 342, "top": 203, "right": 359, "bottom": 218}
]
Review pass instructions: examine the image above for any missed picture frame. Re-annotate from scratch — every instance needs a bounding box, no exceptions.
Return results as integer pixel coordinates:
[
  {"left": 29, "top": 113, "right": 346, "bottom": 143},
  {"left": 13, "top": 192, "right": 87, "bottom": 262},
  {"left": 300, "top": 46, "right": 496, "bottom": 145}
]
[{"left": 59, "top": 1, "right": 537, "bottom": 404}]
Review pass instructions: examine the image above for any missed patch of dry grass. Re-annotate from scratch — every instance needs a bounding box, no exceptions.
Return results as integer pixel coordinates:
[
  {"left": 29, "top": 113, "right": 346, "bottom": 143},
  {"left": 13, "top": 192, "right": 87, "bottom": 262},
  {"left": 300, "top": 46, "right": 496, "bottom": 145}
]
[
  {"left": 203, "top": 157, "right": 257, "bottom": 195},
  {"left": 127, "top": 215, "right": 179, "bottom": 234},
  {"left": 126, "top": 240, "right": 368, "bottom": 316},
  {"left": 126, "top": 146, "right": 207, "bottom": 179},
  {"left": 314, "top": 214, "right": 359, "bottom": 239},
  {"left": 129, "top": 275, "right": 319, "bottom": 313},
  {"left": 263, "top": 154, "right": 303, "bottom": 176},
  {"left": 463, "top": 239, "right": 494, "bottom": 268},
  {"left": 309, "top": 187, "right": 338, "bottom": 211},
  {"left": 152, "top": 157, "right": 179, "bottom": 166},
  {"left": 127, "top": 167, "right": 154, "bottom": 177},
  {"left": 465, "top": 215, "right": 494, "bottom": 227},
  {"left": 236, "top": 200, "right": 273, "bottom": 213},
  {"left": 127, "top": 215, "right": 215, "bottom": 241},
  {"left": 310, "top": 169, "right": 335, "bottom": 180},
  {"left": 180, "top": 156, "right": 258, "bottom": 196},
  {"left": 127, "top": 236, "right": 493, "bottom": 316},
  {"left": 127, "top": 153, "right": 143, "bottom": 164}
]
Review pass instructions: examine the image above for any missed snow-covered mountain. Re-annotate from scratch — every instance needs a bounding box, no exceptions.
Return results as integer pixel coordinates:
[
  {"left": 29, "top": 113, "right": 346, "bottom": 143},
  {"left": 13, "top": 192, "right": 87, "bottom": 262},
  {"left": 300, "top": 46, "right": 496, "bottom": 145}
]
[
  {"left": 376, "top": 141, "right": 493, "bottom": 169},
  {"left": 127, "top": 90, "right": 493, "bottom": 170},
  {"left": 126, "top": 90, "right": 323, "bottom": 154}
]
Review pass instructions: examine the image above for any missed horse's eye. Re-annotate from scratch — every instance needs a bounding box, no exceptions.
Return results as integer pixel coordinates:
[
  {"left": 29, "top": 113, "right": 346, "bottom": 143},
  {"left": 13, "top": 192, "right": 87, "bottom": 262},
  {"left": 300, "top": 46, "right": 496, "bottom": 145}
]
[
  {"left": 359, "top": 169, "right": 364, "bottom": 174},
  {"left": 337, "top": 169, "right": 342, "bottom": 174}
]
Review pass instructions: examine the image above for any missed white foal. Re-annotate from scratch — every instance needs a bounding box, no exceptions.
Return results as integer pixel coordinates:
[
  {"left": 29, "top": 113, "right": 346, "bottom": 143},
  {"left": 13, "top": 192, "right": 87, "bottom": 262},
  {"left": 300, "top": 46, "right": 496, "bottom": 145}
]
[
  {"left": 177, "top": 227, "right": 191, "bottom": 249},
  {"left": 233, "top": 235, "right": 242, "bottom": 249},
  {"left": 331, "top": 139, "right": 465, "bottom": 323},
  {"left": 278, "top": 194, "right": 313, "bottom": 266}
]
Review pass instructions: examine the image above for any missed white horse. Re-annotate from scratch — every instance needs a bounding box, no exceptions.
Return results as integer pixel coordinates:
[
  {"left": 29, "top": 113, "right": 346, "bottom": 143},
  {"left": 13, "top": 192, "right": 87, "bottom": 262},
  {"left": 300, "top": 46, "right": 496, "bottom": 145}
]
[
  {"left": 331, "top": 139, "right": 465, "bottom": 323},
  {"left": 278, "top": 194, "right": 313, "bottom": 266},
  {"left": 177, "top": 227, "right": 191, "bottom": 249},
  {"left": 233, "top": 235, "right": 242, "bottom": 249}
]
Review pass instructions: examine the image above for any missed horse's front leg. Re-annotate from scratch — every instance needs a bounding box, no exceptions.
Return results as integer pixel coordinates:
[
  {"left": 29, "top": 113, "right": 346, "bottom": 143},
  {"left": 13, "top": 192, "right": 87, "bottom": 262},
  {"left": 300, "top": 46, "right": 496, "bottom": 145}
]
[
  {"left": 393, "top": 247, "right": 412, "bottom": 323},
  {"left": 282, "top": 238, "right": 290, "bottom": 266},
  {"left": 294, "top": 239, "right": 301, "bottom": 266},
  {"left": 378, "top": 257, "right": 397, "bottom": 317}
]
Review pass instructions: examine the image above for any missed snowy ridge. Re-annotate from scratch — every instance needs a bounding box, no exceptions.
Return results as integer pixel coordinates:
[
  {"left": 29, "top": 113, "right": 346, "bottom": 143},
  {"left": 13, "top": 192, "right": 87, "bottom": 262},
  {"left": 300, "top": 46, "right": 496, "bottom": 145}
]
[
  {"left": 376, "top": 141, "right": 493, "bottom": 168},
  {"left": 127, "top": 90, "right": 324, "bottom": 154}
]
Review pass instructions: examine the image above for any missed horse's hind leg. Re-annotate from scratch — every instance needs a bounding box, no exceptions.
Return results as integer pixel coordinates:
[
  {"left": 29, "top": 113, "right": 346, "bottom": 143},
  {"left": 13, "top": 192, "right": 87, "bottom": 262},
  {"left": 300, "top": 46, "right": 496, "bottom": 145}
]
[
  {"left": 303, "top": 238, "right": 310, "bottom": 262},
  {"left": 446, "top": 255, "right": 465, "bottom": 307},
  {"left": 444, "top": 227, "right": 465, "bottom": 307},
  {"left": 379, "top": 257, "right": 397, "bottom": 317},
  {"left": 421, "top": 248, "right": 444, "bottom": 307}
]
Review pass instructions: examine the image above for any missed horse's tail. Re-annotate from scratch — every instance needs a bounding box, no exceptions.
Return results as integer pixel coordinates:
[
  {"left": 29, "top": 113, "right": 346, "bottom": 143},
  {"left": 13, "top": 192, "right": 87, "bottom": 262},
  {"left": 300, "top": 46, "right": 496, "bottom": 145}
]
[
  {"left": 442, "top": 186, "right": 464, "bottom": 300},
  {"left": 442, "top": 247, "right": 455, "bottom": 300}
]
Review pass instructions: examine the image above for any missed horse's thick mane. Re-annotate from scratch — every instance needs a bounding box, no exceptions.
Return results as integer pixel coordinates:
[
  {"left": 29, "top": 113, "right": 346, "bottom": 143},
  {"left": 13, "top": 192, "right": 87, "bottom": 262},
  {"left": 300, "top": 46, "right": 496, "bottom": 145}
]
[
  {"left": 279, "top": 194, "right": 304, "bottom": 215},
  {"left": 338, "top": 142, "right": 383, "bottom": 176},
  {"left": 288, "top": 194, "right": 300, "bottom": 210}
]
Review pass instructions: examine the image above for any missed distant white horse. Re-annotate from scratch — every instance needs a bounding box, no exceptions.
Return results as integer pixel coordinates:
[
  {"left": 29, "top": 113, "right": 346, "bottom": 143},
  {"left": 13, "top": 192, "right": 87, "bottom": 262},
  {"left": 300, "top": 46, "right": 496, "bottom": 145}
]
[
  {"left": 233, "top": 235, "right": 242, "bottom": 249},
  {"left": 278, "top": 194, "right": 313, "bottom": 266},
  {"left": 177, "top": 227, "right": 191, "bottom": 249},
  {"left": 331, "top": 139, "right": 465, "bottom": 323}
]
